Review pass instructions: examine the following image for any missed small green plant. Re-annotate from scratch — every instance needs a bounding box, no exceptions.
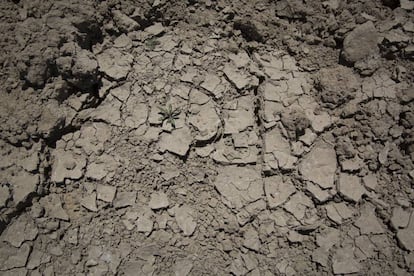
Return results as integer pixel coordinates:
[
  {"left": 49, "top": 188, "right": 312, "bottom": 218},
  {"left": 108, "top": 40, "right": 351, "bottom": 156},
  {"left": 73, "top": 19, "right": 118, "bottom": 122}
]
[
  {"left": 145, "top": 38, "right": 160, "bottom": 50},
  {"left": 158, "top": 104, "right": 181, "bottom": 128}
]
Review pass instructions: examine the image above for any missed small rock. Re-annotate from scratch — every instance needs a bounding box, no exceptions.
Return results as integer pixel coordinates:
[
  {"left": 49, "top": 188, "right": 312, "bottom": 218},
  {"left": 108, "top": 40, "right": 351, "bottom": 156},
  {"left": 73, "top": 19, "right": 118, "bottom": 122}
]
[
  {"left": 355, "top": 235, "right": 377, "bottom": 260},
  {"left": 332, "top": 246, "right": 361, "bottom": 274},
  {"left": 65, "top": 227, "right": 79, "bottom": 245},
  {"left": 215, "top": 166, "right": 263, "bottom": 210},
  {"left": 229, "top": 257, "right": 248, "bottom": 276},
  {"left": 114, "top": 34, "right": 133, "bottom": 48},
  {"left": 9, "top": 171, "right": 39, "bottom": 206},
  {"left": 96, "top": 184, "right": 117, "bottom": 203},
  {"left": 378, "top": 142, "right": 390, "bottom": 165},
  {"left": 397, "top": 211, "right": 414, "bottom": 251},
  {"left": 284, "top": 192, "right": 314, "bottom": 221},
  {"left": 354, "top": 204, "right": 385, "bottom": 234},
  {"left": 158, "top": 126, "right": 193, "bottom": 157},
  {"left": 340, "top": 156, "right": 364, "bottom": 172},
  {"left": 299, "top": 128, "right": 317, "bottom": 146},
  {"left": 234, "top": 19, "right": 264, "bottom": 42},
  {"left": 236, "top": 209, "right": 251, "bottom": 226},
  {"left": 306, "top": 182, "right": 333, "bottom": 203},
  {"left": 322, "top": 0, "right": 340, "bottom": 9},
  {"left": 401, "top": 0, "right": 414, "bottom": 10},
  {"left": 362, "top": 174, "right": 378, "bottom": 191},
  {"left": 113, "top": 10, "right": 139, "bottom": 33},
  {"left": 0, "top": 242, "right": 31, "bottom": 270},
  {"left": 229, "top": 51, "right": 251, "bottom": 68},
  {"left": 200, "top": 73, "right": 222, "bottom": 98},
  {"left": 71, "top": 50, "right": 99, "bottom": 89},
  {"left": 224, "top": 96, "right": 255, "bottom": 134},
  {"left": 27, "top": 249, "right": 51, "bottom": 270},
  {"left": 0, "top": 185, "right": 10, "bottom": 208},
  {"left": 171, "top": 85, "right": 190, "bottom": 100},
  {"left": 161, "top": 167, "right": 179, "bottom": 181},
  {"left": 195, "top": 145, "right": 215, "bottom": 157},
  {"left": 243, "top": 227, "right": 261, "bottom": 251},
  {"left": 264, "top": 127, "right": 297, "bottom": 171},
  {"left": 174, "top": 259, "right": 193, "bottom": 276},
  {"left": 316, "top": 227, "right": 340, "bottom": 250},
  {"left": 122, "top": 219, "right": 135, "bottom": 231},
  {"left": 175, "top": 205, "right": 197, "bottom": 236},
  {"left": 145, "top": 23, "right": 165, "bottom": 36},
  {"left": 409, "top": 170, "right": 414, "bottom": 180},
  {"left": 47, "top": 244, "right": 63, "bottom": 257},
  {"left": 391, "top": 207, "right": 411, "bottom": 230},
  {"left": 2, "top": 214, "right": 38, "bottom": 247},
  {"left": 81, "top": 193, "right": 98, "bottom": 212},
  {"left": 136, "top": 215, "right": 154, "bottom": 234},
  {"left": 288, "top": 230, "right": 304, "bottom": 243},
  {"left": 149, "top": 192, "right": 169, "bottom": 210},
  {"left": 405, "top": 252, "right": 414, "bottom": 271},
  {"left": 264, "top": 176, "right": 296, "bottom": 208},
  {"left": 325, "top": 202, "right": 353, "bottom": 224},
  {"left": 113, "top": 191, "right": 136, "bottom": 208},
  {"left": 223, "top": 65, "right": 258, "bottom": 90},
  {"left": 383, "top": 30, "right": 411, "bottom": 45},
  {"left": 40, "top": 194, "right": 70, "bottom": 221},
  {"left": 189, "top": 89, "right": 210, "bottom": 105},
  {"left": 312, "top": 247, "right": 329, "bottom": 267},
  {"left": 338, "top": 173, "right": 366, "bottom": 202},
  {"left": 51, "top": 149, "right": 86, "bottom": 184},
  {"left": 276, "top": 259, "right": 296, "bottom": 276},
  {"left": 398, "top": 86, "right": 414, "bottom": 104},
  {"left": 342, "top": 21, "right": 379, "bottom": 65},
  {"left": 20, "top": 152, "right": 39, "bottom": 172},
  {"left": 188, "top": 102, "right": 221, "bottom": 141},
  {"left": 97, "top": 48, "right": 133, "bottom": 80},
  {"left": 299, "top": 142, "right": 337, "bottom": 189}
]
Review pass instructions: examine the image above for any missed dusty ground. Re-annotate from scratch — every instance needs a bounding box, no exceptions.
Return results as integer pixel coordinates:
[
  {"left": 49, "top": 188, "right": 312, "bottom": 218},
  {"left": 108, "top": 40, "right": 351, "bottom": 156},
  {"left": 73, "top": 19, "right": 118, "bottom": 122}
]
[{"left": 0, "top": 0, "right": 413, "bottom": 275}]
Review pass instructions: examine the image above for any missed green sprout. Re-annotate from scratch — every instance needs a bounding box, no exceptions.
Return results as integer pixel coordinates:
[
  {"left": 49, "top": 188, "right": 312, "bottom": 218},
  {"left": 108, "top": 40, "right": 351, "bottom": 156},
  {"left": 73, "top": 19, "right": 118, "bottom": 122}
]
[{"left": 158, "top": 104, "right": 181, "bottom": 128}]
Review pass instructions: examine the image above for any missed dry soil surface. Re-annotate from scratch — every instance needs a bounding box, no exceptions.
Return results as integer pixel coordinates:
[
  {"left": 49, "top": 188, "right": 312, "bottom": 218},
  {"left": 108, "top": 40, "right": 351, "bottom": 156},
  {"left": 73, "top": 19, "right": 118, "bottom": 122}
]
[{"left": 0, "top": 0, "right": 414, "bottom": 275}]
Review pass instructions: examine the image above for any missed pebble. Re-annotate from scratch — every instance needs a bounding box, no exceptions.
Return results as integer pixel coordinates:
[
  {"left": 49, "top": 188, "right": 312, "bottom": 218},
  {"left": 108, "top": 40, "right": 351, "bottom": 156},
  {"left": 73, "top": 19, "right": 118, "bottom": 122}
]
[
  {"left": 391, "top": 207, "right": 411, "bottom": 230},
  {"left": 354, "top": 204, "right": 385, "bottom": 234},
  {"left": 338, "top": 173, "right": 366, "bottom": 202},
  {"left": 332, "top": 246, "right": 361, "bottom": 274},
  {"left": 284, "top": 192, "right": 314, "bottom": 221},
  {"left": 149, "top": 192, "right": 169, "bottom": 210},
  {"left": 97, "top": 184, "right": 117, "bottom": 203},
  {"left": 144, "top": 23, "right": 165, "bottom": 36},
  {"left": 397, "top": 211, "right": 414, "bottom": 251},
  {"left": 175, "top": 205, "right": 197, "bottom": 236},
  {"left": 325, "top": 202, "right": 353, "bottom": 224},
  {"left": 158, "top": 126, "right": 193, "bottom": 157},
  {"left": 113, "top": 191, "right": 136, "bottom": 209},
  {"left": 299, "top": 143, "right": 337, "bottom": 189},
  {"left": 81, "top": 193, "right": 98, "bottom": 212},
  {"left": 0, "top": 243, "right": 31, "bottom": 270},
  {"left": 40, "top": 194, "right": 69, "bottom": 221},
  {"left": 215, "top": 166, "right": 263, "bottom": 210},
  {"left": 362, "top": 174, "right": 378, "bottom": 191},
  {"left": 264, "top": 176, "right": 296, "bottom": 208},
  {"left": 1, "top": 214, "right": 38, "bottom": 247},
  {"left": 342, "top": 21, "right": 379, "bottom": 64},
  {"left": 243, "top": 227, "right": 261, "bottom": 252}
]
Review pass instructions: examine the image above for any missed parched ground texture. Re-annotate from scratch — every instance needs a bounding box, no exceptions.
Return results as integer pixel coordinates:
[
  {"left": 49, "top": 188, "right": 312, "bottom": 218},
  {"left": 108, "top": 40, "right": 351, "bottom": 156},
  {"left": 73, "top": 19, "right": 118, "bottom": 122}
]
[{"left": 0, "top": 0, "right": 414, "bottom": 275}]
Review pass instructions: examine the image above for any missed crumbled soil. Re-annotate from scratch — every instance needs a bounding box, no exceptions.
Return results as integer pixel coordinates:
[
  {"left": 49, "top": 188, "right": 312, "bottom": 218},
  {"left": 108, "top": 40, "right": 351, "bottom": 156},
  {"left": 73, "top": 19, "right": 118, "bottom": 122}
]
[{"left": 0, "top": 0, "right": 414, "bottom": 275}]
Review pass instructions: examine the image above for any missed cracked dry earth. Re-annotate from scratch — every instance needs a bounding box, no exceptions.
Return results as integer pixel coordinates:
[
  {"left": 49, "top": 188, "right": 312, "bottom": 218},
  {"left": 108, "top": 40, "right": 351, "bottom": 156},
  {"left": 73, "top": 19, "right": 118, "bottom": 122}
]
[{"left": 0, "top": 0, "right": 414, "bottom": 275}]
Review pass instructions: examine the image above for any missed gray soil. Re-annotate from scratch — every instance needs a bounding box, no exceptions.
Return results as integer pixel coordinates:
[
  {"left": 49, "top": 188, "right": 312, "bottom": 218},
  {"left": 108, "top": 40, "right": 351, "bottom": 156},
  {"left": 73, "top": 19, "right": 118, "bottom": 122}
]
[{"left": 0, "top": 0, "right": 413, "bottom": 275}]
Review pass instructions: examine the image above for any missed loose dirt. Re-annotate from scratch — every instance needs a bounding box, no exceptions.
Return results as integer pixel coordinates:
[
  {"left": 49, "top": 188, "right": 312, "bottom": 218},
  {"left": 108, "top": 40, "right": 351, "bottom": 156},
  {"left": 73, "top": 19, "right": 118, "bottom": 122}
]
[{"left": 0, "top": 0, "right": 413, "bottom": 275}]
